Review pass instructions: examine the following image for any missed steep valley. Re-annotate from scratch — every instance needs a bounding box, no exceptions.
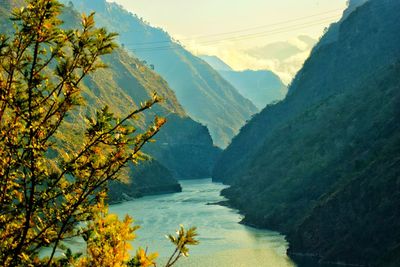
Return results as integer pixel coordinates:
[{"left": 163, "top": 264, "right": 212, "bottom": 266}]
[
  {"left": 0, "top": 2, "right": 222, "bottom": 201},
  {"left": 1, "top": 0, "right": 399, "bottom": 266},
  {"left": 63, "top": 0, "right": 258, "bottom": 148},
  {"left": 213, "top": 0, "right": 400, "bottom": 265}
]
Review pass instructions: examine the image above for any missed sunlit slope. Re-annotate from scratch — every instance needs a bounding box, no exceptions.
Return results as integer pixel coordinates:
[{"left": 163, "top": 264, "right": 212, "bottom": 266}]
[
  {"left": 0, "top": 2, "right": 221, "bottom": 200},
  {"left": 58, "top": 6, "right": 222, "bottom": 185},
  {"left": 76, "top": 48, "right": 221, "bottom": 182},
  {"left": 63, "top": 0, "right": 258, "bottom": 148}
]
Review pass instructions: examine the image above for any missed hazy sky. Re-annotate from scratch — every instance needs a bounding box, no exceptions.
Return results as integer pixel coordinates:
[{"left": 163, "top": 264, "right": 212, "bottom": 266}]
[
  {"left": 109, "top": 0, "right": 346, "bottom": 42},
  {"left": 108, "top": 0, "right": 348, "bottom": 82}
]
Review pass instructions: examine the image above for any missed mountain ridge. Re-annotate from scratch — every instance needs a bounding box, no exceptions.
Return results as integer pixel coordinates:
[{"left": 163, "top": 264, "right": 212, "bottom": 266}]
[
  {"left": 63, "top": 0, "right": 258, "bottom": 148},
  {"left": 0, "top": 2, "right": 221, "bottom": 200},
  {"left": 213, "top": 0, "right": 400, "bottom": 265},
  {"left": 199, "top": 55, "right": 233, "bottom": 72},
  {"left": 200, "top": 55, "right": 287, "bottom": 109}
]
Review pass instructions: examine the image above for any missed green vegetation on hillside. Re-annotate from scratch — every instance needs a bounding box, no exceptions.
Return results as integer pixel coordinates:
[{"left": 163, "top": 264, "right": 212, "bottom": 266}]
[
  {"left": 73, "top": 44, "right": 222, "bottom": 185},
  {"left": 57, "top": 3, "right": 221, "bottom": 195},
  {"left": 0, "top": 1, "right": 200, "bottom": 266},
  {"left": 213, "top": 0, "right": 400, "bottom": 265},
  {"left": 62, "top": 0, "right": 258, "bottom": 148}
]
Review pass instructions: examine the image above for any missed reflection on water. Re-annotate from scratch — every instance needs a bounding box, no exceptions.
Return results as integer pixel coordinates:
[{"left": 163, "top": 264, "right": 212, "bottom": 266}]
[{"left": 109, "top": 179, "right": 296, "bottom": 267}]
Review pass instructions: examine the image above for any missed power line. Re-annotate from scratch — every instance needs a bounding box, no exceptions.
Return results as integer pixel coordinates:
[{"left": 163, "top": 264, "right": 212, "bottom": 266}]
[
  {"left": 121, "top": 1, "right": 390, "bottom": 53},
  {"left": 124, "top": 1, "right": 391, "bottom": 53},
  {"left": 126, "top": 16, "right": 340, "bottom": 53},
  {"left": 187, "top": 9, "right": 343, "bottom": 39},
  {"left": 194, "top": 16, "right": 339, "bottom": 45},
  {"left": 122, "top": 8, "right": 344, "bottom": 47}
]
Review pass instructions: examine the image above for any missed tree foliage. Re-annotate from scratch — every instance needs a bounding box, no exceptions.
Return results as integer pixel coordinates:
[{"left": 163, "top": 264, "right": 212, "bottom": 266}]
[
  {"left": 0, "top": 0, "right": 198, "bottom": 266},
  {"left": 165, "top": 225, "right": 199, "bottom": 267}
]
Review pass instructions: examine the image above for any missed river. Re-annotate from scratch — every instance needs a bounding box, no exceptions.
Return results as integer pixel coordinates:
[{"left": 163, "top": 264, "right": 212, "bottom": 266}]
[{"left": 109, "top": 179, "right": 297, "bottom": 267}]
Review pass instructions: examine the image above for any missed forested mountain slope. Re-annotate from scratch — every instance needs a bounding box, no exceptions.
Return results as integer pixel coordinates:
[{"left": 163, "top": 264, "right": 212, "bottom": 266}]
[
  {"left": 0, "top": 2, "right": 221, "bottom": 200},
  {"left": 213, "top": 0, "right": 400, "bottom": 265},
  {"left": 81, "top": 47, "right": 221, "bottom": 182},
  {"left": 58, "top": 6, "right": 221, "bottom": 187},
  {"left": 62, "top": 0, "right": 258, "bottom": 148}
]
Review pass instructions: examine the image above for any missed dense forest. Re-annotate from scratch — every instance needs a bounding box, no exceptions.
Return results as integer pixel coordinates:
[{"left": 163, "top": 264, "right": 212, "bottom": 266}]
[{"left": 213, "top": 0, "right": 400, "bottom": 265}]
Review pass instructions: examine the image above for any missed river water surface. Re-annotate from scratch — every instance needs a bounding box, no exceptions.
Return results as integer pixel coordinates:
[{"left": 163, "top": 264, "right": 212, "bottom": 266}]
[{"left": 109, "top": 179, "right": 297, "bottom": 267}]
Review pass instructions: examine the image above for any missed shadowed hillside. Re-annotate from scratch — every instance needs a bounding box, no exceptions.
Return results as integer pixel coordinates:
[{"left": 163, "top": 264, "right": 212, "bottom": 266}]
[{"left": 213, "top": 0, "right": 400, "bottom": 265}]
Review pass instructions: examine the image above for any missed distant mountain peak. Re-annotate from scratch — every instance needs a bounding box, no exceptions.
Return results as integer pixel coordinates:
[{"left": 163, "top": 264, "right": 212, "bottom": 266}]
[
  {"left": 200, "top": 55, "right": 287, "bottom": 110},
  {"left": 199, "top": 55, "right": 233, "bottom": 71},
  {"left": 344, "top": 0, "right": 369, "bottom": 17}
]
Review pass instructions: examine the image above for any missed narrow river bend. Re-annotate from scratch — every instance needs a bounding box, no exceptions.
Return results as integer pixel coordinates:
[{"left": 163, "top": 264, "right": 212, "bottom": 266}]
[{"left": 109, "top": 179, "right": 296, "bottom": 267}]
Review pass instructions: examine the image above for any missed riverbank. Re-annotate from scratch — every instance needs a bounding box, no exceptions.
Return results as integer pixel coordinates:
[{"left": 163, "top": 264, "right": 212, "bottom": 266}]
[{"left": 109, "top": 179, "right": 295, "bottom": 267}]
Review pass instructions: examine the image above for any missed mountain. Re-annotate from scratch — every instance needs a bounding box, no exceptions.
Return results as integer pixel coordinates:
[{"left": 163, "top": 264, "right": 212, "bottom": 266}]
[
  {"left": 245, "top": 35, "right": 317, "bottom": 84},
  {"left": 200, "top": 56, "right": 287, "bottom": 109},
  {"left": 0, "top": 2, "right": 221, "bottom": 200},
  {"left": 199, "top": 55, "right": 233, "bottom": 72},
  {"left": 345, "top": 0, "right": 369, "bottom": 15},
  {"left": 60, "top": 8, "right": 222, "bottom": 184},
  {"left": 58, "top": 8, "right": 221, "bottom": 195},
  {"left": 316, "top": 0, "right": 368, "bottom": 49},
  {"left": 213, "top": 0, "right": 400, "bottom": 266},
  {"left": 63, "top": 0, "right": 258, "bottom": 148},
  {"left": 219, "top": 70, "right": 286, "bottom": 110},
  {"left": 107, "top": 159, "right": 182, "bottom": 203},
  {"left": 83, "top": 45, "right": 222, "bottom": 181}
]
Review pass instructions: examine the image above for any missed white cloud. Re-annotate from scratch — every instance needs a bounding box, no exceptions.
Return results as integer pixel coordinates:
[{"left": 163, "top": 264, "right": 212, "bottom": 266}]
[
  {"left": 287, "top": 37, "right": 311, "bottom": 51},
  {"left": 183, "top": 35, "right": 316, "bottom": 85}
]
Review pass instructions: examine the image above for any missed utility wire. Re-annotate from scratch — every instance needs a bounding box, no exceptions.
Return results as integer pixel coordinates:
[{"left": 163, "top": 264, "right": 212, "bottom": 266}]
[
  {"left": 121, "top": 2, "right": 388, "bottom": 53},
  {"left": 122, "top": 8, "right": 344, "bottom": 47},
  {"left": 126, "top": 16, "right": 340, "bottom": 53},
  {"left": 194, "top": 16, "right": 339, "bottom": 45}
]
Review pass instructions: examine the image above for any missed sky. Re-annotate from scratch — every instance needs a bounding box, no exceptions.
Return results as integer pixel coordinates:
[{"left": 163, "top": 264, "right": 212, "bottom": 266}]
[{"left": 108, "top": 0, "right": 348, "bottom": 83}]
